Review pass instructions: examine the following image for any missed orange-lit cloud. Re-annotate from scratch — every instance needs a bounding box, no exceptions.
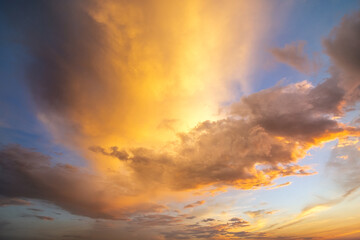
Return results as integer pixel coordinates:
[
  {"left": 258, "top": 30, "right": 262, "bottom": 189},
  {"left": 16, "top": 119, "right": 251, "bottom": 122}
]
[
  {"left": 184, "top": 200, "right": 205, "bottom": 209},
  {"left": 10, "top": 0, "right": 279, "bottom": 155},
  {"left": 2, "top": 2, "right": 360, "bottom": 239},
  {"left": 267, "top": 181, "right": 292, "bottom": 190},
  {"left": 245, "top": 209, "right": 277, "bottom": 219},
  {"left": 3, "top": 7, "right": 360, "bottom": 219}
]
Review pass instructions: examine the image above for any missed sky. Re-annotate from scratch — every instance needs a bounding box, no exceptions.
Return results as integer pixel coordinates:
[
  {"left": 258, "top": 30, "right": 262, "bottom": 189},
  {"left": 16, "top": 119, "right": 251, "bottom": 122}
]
[{"left": 0, "top": 0, "right": 360, "bottom": 239}]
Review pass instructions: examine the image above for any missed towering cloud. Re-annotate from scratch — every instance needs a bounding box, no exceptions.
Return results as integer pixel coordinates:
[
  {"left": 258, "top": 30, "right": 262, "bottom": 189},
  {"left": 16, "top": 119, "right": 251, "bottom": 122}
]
[
  {"left": 1, "top": 2, "right": 360, "bottom": 239},
  {"left": 2, "top": 0, "right": 278, "bottom": 156}
]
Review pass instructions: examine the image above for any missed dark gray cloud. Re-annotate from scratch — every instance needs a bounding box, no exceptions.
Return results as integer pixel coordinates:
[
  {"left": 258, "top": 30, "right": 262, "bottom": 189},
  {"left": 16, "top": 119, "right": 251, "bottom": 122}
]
[
  {"left": 0, "top": 144, "right": 110, "bottom": 218},
  {"left": 201, "top": 218, "right": 215, "bottom": 223},
  {"left": 0, "top": 0, "right": 124, "bottom": 145},
  {"left": 230, "top": 80, "right": 351, "bottom": 143},
  {"left": 1, "top": 0, "right": 106, "bottom": 113},
  {"left": 0, "top": 144, "right": 164, "bottom": 219},
  {"left": 324, "top": 11, "right": 360, "bottom": 104}
]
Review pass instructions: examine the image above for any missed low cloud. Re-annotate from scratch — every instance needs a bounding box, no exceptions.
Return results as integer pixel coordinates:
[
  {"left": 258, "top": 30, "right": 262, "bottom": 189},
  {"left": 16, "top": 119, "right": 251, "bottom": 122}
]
[
  {"left": 27, "top": 208, "right": 43, "bottom": 212},
  {"left": 184, "top": 200, "right": 205, "bottom": 209},
  {"left": 0, "top": 144, "right": 166, "bottom": 219},
  {"left": 36, "top": 215, "right": 54, "bottom": 221},
  {"left": 201, "top": 218, "right": 215, "bottom": 223},
  {"left": 267, "top": 182, "right": 292, "bottom": 190},
  {"left": 130, "top": 214, "right": 182, "bottom": 227},
  {"left": 91, "top": 77, "right": 359, "bottom": 192},
  {"left": 323, "top": 137, "right": 360, "bottom": 202},
  {"left": 0, "top": 197, "right": 31, "bottom": 207},
  {"left": 245, "top": 209, "right": 277, "bottom": 218},
  {"left": 21, "top": 214, "right": 54, "bottom": 221},
  {"left": 163, "top": 217, "right": 250, "bottom": 239}
]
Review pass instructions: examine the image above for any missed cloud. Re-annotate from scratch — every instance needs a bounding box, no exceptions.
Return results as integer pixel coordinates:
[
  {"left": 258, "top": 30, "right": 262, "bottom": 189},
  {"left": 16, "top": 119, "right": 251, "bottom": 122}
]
[
  {"left": 91, "top": 118, "right": 318, "bottom": 191},
  {"left": 4, "top": 23, "right": 360, "bottom": 217},
  {"left": 230, "top": 80, "right": 351, "bottom": 143},
  {"left": 227, "top": 217, "right": 250, "bottom": 228},
  {"left": 229, "top": 217, "right": 243, "bottom": 222},
  {"left": 3, "top": 14, "right": 360, "bottom": 218},
  {"left": 267, "top": 140, "right": 360, "bottom": 233},
  {"left": 89, "top": 146, "right": 129, "bottom": 161},
  {"left": 27, "top": 208, "right": 43, "bottom": 212},
  {"left": 267, "top": 182, "right": 292, "bottom": 190},
  {"left": 163, "top": 217, "right": 250, "bottom": 239},
  {"left": 90, "top": 77, "right": 358, "bottom": 192},
  {"left": 326, "top": 137, "right": 360, "bottom": 193},
  {"left": 36, "top": 216, "right": 54, "bottom": 221},
  {"left": 130, "top": 214, "right": 182, "bottom": 227},
  {"left": 274, "top": 185, "right": 360, "bottom": 232},
  {"left": 201, "top": 218, "right": 215, "bottom": 223},
  {"left": 1, "top": 0, "right": 278, "bottom": 156},
  {"left": 0, "top": 197, "right": 31, "bottom": 207},
  {"left": 273, "top": 180, "right": 359, "bottom": 231},
  {"left": 21, "top": 213, "right": 55, "bottom": 221},
  {"left": 271, "top": 41, "right": 320, "bottom": 74},
  {"left": 1, "top": 4, "right": 360, "bottom": 239},
  {"left": 324, "top": 11, "right": 360, "bottom": 104},
  {"left": 0, "top": 144, "right": 166, "bottom": 219},
  {"left": 184, "top": 200, "right": 205, "bottom": 209},
  {"left": 245, "top": 209, "right": 277, "bottom": 219}
]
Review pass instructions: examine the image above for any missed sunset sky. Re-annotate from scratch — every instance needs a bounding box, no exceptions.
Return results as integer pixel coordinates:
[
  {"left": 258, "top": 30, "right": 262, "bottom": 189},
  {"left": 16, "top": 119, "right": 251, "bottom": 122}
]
[{"left": 1, "top": 1, "right": 360, "bottom": 239}]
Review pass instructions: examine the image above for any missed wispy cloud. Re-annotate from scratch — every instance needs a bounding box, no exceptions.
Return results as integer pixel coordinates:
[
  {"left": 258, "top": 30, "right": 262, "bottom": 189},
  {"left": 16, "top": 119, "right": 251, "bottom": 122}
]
[
  {"left": 271, "top": 41, "right": 320, "bottom": 74},
  {"left": 0, "top": 197, "right": 31, "bottom": 207},
  {"left": 267, "top": 182, "right": 292, "bottom": 190},
  {"left": 21, "top": 214, "right": 54, "bottom": 221},
  {"left": 245, "top": 209, "right": 278, "bottom": 219},
  {"left": 184, "top": 200, "right": 205, "bottom": 209}
]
